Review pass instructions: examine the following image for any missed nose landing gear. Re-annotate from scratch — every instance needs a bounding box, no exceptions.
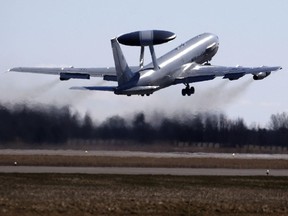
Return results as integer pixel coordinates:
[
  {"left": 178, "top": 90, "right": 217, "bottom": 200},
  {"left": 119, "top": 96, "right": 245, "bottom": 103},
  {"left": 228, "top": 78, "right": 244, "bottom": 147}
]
[{"left": 182, "top": 84, "right": 195, "bottom": 96}]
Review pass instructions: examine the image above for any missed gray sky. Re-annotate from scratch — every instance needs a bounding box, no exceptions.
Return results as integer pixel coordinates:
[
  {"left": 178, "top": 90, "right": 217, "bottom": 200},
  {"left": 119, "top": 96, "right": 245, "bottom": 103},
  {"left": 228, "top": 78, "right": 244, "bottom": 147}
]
[{"left": 0, "top": 0, "right": 287, "bottom": 126}]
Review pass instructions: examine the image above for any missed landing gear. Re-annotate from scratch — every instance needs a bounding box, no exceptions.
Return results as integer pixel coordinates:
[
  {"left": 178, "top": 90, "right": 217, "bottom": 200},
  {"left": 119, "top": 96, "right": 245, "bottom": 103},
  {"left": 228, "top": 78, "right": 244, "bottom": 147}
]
[
  {"left": 182, "top": 84, "right": 195, "bottom": 96},
  {"left": 140, "top": 93, "right": 151, "bottom": 97},
  {"left": 127, "top": 93, "right": 151, "bottom": 97}
]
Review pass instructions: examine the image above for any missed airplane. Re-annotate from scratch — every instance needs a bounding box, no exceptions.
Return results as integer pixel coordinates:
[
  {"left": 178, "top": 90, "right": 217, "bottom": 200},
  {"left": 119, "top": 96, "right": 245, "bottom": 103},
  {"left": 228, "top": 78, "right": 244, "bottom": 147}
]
[{"left": 9, "top": 30, "right": 282, "bottom": 96}]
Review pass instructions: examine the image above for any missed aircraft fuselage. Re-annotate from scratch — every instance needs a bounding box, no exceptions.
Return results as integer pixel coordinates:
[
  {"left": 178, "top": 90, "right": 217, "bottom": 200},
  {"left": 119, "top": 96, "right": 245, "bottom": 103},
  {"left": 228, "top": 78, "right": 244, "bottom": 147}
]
[{"left": 115, "top": 33, "right": 219, "bottom": 95}]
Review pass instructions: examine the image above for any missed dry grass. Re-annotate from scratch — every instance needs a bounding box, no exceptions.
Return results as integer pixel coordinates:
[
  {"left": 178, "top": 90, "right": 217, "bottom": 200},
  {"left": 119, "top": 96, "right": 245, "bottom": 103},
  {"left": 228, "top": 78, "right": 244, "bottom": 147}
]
[
  {"left": 0, "top": 155, "right": 288, "bottom": 169},
  {"left": 0, "top": 173, "right": 287, "bottom": 216}
]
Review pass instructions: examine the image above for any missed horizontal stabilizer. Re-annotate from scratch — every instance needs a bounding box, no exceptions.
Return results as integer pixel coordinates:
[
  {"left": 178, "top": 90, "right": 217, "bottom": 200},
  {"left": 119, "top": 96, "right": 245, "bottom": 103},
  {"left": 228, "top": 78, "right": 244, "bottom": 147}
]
[
  {"left": 70, "top": 86, "right": 116, "bottom": 91},
  {"left": 115, "top": 86, "right": 160, "bottom": 95}
]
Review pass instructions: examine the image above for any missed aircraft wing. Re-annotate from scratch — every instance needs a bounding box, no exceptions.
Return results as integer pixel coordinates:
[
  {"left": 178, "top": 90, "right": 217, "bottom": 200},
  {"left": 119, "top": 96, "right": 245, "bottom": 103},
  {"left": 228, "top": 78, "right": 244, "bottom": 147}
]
[
  {"left": 174, "top": 64, "right": 282, "bottom": 84},
  {"left": 9, "top": 67, "right": 117, "bottom": 77},
  {"left": 9, "top": 66, "right": 118, "bottom": 81}
]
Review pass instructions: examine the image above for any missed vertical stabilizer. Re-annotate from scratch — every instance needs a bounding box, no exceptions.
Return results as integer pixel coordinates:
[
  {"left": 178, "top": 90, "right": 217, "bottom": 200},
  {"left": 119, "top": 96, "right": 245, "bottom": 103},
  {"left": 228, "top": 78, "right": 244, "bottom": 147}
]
[{"left": 111, "top": 38, "right": 134, "bottom": 85}]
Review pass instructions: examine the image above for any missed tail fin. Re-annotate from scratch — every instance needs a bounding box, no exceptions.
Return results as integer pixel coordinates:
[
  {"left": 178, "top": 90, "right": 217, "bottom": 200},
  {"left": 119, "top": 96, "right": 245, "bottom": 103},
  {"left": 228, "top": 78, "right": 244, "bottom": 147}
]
[{"left": 111, "top": 38, "right": 134, "bottom": 86}]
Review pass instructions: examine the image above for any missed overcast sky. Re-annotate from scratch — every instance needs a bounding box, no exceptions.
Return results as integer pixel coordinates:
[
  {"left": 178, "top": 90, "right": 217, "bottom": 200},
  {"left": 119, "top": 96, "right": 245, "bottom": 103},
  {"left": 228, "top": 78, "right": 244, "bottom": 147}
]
[{"left": 0, "top": 0, "right": 287, "bottom": 126}]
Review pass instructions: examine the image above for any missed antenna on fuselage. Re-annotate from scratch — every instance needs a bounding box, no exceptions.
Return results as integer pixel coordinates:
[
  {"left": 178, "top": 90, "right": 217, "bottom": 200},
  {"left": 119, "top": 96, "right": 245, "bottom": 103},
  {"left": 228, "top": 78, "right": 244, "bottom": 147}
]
[
  {"left": 117, "top": 30, "right": 176, "bottom": 70},
  {"left": 140, "top": 46, "right": 145, "bottom": 68}
]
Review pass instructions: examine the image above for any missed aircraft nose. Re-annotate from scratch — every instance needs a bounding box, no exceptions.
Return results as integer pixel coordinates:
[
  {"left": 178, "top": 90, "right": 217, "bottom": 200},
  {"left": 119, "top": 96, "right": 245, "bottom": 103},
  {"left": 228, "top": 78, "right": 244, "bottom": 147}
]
[
  {"left": 215, "top": 36, "right": 220, "bottom": 48},
  {"left": 211, "top": 34, "right": 219, "bottom": 46},
  {"left": 215, "top": 35, "right": 219, "bottom": 44}
]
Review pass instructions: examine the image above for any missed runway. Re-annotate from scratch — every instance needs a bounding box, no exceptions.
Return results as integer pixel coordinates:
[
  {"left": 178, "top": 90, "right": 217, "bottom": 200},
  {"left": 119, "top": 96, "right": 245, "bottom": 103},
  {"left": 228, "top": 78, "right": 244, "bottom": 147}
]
[
  {"left": 1, "top": 150, "right": 287, "bottom": 176},
  {"left": 0, "top": 166, "right": 287, "bottom": 176}
]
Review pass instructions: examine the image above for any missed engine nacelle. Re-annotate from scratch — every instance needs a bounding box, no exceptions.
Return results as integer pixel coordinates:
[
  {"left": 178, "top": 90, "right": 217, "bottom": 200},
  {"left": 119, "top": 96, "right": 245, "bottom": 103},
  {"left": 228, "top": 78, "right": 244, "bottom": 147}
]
[
  {"left": 117, "top": 30, "right": 176, "bottom": 46},
  {"left": 253, "top": 72, "right": 271, "bottom": 80},
  {"left": 60, "top": 72, "right": 90, "bottom": 81}
]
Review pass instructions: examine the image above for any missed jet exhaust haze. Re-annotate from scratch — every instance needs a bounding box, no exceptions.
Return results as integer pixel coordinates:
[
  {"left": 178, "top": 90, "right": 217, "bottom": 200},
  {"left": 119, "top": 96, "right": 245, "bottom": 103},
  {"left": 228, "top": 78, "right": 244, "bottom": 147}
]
[
  {"left": 156, "top": 78, "right": 254, "bottom": 121},
  {"left": 20, "top": 79, "right": 59, "bottom": 101},
  {"left": 194, "top": 78, "right": 254, "bottom": 111}
]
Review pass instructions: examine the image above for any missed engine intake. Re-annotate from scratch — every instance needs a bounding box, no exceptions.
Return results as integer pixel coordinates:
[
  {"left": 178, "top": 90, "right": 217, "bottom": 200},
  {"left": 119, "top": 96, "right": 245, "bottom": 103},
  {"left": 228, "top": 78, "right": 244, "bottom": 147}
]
[{"left": 253, "top": 72, "right": 271, "bottom": 80}]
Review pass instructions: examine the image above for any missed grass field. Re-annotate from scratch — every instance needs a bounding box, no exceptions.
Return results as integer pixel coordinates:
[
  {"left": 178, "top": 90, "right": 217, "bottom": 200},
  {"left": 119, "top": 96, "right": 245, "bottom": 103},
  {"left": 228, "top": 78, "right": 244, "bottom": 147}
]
[{"left": 0, "top": 173, "right": 287, "bottom": 216}]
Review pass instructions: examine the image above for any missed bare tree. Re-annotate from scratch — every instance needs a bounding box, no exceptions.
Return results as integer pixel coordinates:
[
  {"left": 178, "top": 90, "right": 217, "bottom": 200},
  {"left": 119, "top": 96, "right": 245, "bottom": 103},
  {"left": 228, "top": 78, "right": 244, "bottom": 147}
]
[{"left": 269, "top": 112, "right": 288, "bottom": 130}]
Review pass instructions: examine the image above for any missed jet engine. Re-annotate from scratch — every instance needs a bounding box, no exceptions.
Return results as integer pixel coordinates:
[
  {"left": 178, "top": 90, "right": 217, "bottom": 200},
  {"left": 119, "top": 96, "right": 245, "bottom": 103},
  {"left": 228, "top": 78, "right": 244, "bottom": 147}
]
[
  {"left": 60, "top": 72, "right": 90, "bottom": 81},
  {"left": 253, "top": 72, "right": 271, "bottom": 80}
]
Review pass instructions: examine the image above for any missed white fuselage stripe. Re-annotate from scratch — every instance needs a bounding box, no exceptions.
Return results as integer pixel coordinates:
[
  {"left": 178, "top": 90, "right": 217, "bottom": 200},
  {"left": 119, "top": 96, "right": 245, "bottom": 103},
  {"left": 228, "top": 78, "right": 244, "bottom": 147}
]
[{"left": 159, "top": 35, "right": 214, "bottom": 68}]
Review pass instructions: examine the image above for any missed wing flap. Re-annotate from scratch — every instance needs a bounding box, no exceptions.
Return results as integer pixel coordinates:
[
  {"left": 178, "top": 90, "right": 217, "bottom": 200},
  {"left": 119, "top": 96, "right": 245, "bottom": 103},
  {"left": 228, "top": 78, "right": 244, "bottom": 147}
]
[{"left": 174, "top": 75, "right": 215, "bottom": 84}]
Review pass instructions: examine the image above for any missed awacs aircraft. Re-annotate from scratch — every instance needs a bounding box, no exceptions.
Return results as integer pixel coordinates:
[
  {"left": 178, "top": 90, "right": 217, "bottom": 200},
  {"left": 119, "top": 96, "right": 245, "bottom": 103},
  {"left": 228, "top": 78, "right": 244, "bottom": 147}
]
[{"left": 9, "top": 30, "right": 282, "bottom": 96}]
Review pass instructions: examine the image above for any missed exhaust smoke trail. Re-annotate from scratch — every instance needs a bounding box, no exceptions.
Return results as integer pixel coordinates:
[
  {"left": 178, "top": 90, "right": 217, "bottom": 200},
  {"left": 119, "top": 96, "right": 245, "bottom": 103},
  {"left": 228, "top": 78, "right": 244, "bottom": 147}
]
[
  {"left": 220, "top": 78, "right": 254, "bottom": 103},
  {"left": 190, "top": 78, "right": 254, "bottom": 112},
  {"left": 155, "top": 77, "right": 255, "bottom": 122},
  {"left": 0, "top": 74, "right": 60, "bottom": 103},
  {"left": 57, "top": 79, "right": 107, "bottom": 106},
  {"left": 21, "top": 79, "right": 60, "bottom": 101}
]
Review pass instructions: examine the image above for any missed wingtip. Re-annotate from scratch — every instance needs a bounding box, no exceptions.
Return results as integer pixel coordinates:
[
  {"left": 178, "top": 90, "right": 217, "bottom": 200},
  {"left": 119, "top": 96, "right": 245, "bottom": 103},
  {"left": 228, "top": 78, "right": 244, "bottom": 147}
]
[
  {"left": 7, "top": 67, "right": 20, "bottom": 72},
  {"left": 70, "top": 86, "right": 95, "bottom": 91},
  {"left": 70, "top": 87, "right": 86, "bottom": 90}
]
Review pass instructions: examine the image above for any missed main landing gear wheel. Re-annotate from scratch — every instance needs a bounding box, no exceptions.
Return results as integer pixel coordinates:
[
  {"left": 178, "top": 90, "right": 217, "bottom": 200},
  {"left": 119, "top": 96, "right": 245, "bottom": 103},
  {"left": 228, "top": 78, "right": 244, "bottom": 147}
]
[{"left": 181, "top": 84, "right": 195, "bottom": 96}]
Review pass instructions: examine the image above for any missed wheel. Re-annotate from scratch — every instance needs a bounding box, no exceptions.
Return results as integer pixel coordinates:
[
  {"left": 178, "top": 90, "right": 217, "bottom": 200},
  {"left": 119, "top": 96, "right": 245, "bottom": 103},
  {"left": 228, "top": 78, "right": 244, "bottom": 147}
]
[
  {"left": 190, "top": 87, "right": 195, "bottom": 94},
  {"left": 182, "top": 89, "right": 186, "bottom": 96}
]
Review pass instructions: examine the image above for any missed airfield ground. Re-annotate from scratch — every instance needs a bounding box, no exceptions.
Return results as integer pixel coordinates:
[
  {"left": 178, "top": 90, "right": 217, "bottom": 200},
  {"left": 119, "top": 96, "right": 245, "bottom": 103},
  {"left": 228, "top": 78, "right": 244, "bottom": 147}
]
[
  {"left": 0, "top": 152, "right": 288, "bottom": 215},
  {"left": 0, "top": 174, "right": 288, "bottom": 216},
  {"left": 0, "top": 154, "right": 288, "bottom": 169}
]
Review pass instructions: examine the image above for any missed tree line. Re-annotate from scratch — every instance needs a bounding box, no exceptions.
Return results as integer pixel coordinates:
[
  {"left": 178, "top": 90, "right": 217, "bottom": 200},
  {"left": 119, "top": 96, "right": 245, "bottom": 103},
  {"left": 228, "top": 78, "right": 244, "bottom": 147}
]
[{"left": 0, "top": 103, "right": 287, "bottom": 147}]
